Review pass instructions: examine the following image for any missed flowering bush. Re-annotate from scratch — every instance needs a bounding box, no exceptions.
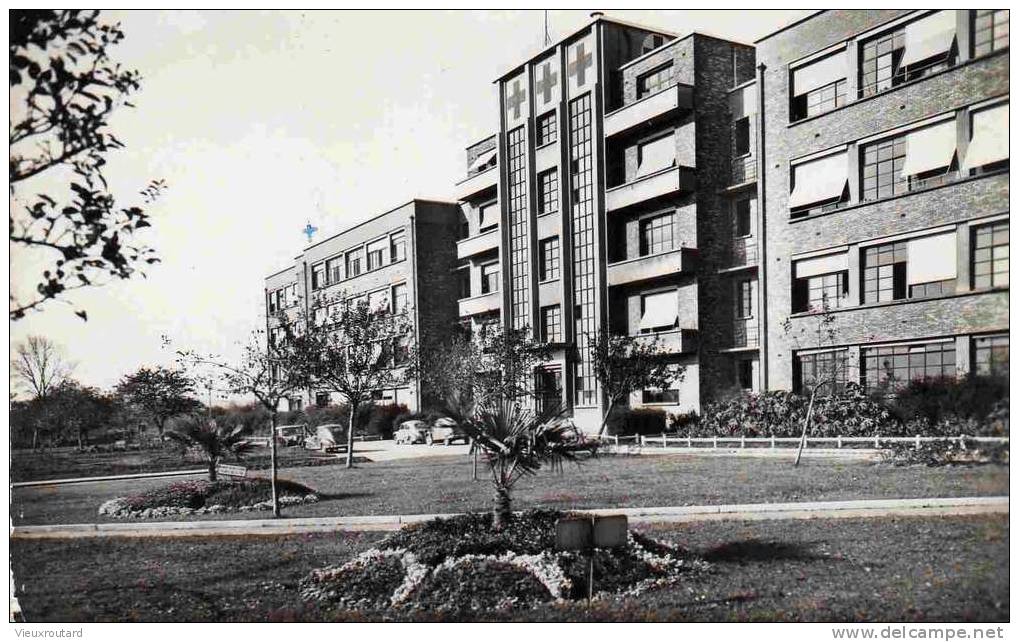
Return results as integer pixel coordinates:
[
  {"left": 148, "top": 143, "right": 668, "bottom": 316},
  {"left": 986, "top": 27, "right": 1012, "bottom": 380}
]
[
  {"left": 882, "top": 439, "right": 1009, "bottom": 467},
  {"left": 99, "top": 477, "right": 319, "bottom": 519},
  {"left": 301, "top": 510, "right": 704, "bottom": 613}
]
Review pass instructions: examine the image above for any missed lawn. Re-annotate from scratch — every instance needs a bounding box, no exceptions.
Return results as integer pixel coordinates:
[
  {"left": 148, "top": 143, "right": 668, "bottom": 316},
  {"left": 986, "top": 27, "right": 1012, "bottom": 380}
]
[
  {"left": 10, "top": 445, "right": 352, "bottom": 483},
  {"left": 10, "top": 514, "right": 1008, "bottom": 622},
  {"left": 11, "top": 453, "right": 1008, "bottom": 526}
]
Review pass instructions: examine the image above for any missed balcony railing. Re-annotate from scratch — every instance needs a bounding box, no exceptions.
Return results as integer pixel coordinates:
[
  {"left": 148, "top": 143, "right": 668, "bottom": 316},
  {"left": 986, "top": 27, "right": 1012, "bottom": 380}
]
[
  {"left": 731, "top": 156, "right": 757, "bottom": 186},
  {"left": 728, "top": 238, "right": 758, "bottom": 269},
  {"left": 733, "top": 318, "right": 759, "bottom": 349}
]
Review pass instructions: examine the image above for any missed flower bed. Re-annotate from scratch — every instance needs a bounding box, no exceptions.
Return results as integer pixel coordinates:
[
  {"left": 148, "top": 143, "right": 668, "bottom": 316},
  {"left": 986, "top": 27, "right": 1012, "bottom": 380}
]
[
  {"left": 98, "top": 478, "right": 319, "bottom": 519},
  {"left": 300, "top": 510, "right": 704, "bottom": 614}
]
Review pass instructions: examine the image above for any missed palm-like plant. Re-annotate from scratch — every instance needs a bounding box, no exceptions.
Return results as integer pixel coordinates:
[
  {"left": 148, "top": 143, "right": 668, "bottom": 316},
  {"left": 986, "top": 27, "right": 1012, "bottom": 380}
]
[
  {"left": 459, "top": 400, "right": 585, "bottom": 531},
  {"left": 165, "top": 414, "right": 257, "bottom": 481}
]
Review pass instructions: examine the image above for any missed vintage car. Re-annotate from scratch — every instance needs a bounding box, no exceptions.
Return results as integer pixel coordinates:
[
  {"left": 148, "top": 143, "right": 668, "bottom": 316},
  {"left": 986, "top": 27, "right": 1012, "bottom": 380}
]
[
  {"left": 274, "top": 424, "right": 309, "bottom": 447},
  {"left": 394, "top": 418, "right": 470, "bottom": 446},
  {"left": 303, "top": 424, "right": 346, "bottom": 452}
]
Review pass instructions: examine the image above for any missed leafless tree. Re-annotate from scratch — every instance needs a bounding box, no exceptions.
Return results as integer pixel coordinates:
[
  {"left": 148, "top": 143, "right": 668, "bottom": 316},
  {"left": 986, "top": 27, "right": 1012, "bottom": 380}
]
[{"left": 11, "top": 336, "right": 75, "bottom": 448}]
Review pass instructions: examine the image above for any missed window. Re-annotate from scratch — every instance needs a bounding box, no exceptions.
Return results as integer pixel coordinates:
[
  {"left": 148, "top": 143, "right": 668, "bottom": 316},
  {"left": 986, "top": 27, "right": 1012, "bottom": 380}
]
[
  {"left": 391, "top": 283, "right": 408, "bottom": 314},
  {"left": 972, "top": 220, "right": 1009, "bottom": 288},
  {"left": 392, "top": 336, "right": 411, "bottom": 366},
  {"left": 862, "top": 341, "right": 956, "bottom": 392},
  {"left": 792, "top": 252, "right": 850, "bottom": 312},
  {"left": 457, "top": 211, "right": 470, "bottom": 240},
  {"left": 481, "top": 262, "right": 499, "bottom": 294},
  {"left": 860, "top": 235, "right": 960, "bottom": 305},
  {"left": 794, "top": 349, "right": 848, "bottom": 395},
  {"left": 639, "top": 212, "right": 675, "bottom": 256},
  {"left": 860, "top": 11, "right": 957, "bottom": 99},
  {"left": 973, "top": 9, "right": 1009, "bottom": 56},
  {"left": 963, "top": 103, "right": 1009, "bottom": 173},
  {"left": 539, "top": 236, "right": 560, "bottom": 281},
  {"left": 325, "top": 257, "right": 342, "bottom": 284},
  {"left": 390, "top": 231, "right": 406, "bottom": 263},
  {"left": 973, "top": 334, "right": 1009, "bottom": 376},
  {"left": 267, "top": 291, "right": 278, "bottom": 314},
  {"left": 315, "top": 392, "right": 330, "bottom": 408},
  {"left": 536, "top": 111, "right": 557, "bottom": 146},
  {"left": 737, "top": 359, "right": 754, "bottom": 391},
  {"left": 789, "top": 151, "right": 849, "bottom": 217},
  {"left": 457, "top": 267, "right": 471, "bottom": 299},
  {"left": 635, "top": 133, "right": 676, "bottom": 178},
  {"left": 736, "top": 279, "right": 753, "bottom": 319},
  {"left": 290, "top": 397, "right": 303, "bottom": 412},
  {"left": 732, "top": 117, "right": 751, "bottom": 157},
  {"left": 641, "top": 33, "right": 668, "bottom": 54},
  {"left": 538, "top": 169, "right": 559, "bottom": 215},
  {"left": 312, "top": 306, "right": 327, "bottom": 327},
  {"left": 862, "top": 120, "right": 958, "bottom": 202},
  {"left": 311, "top": 263, "right": 326, "bottom": 290},
  {"left": 366, "top": 238, "right": 387, "bottom": 271},
  {"left": 642, "top": 388, "right": 679, "bottom": 404},
  {"left": 535, "top": 367, "right": 562, "bottom": 414},
  {"left": 479, "top": 201, "right": 499, "bottom": 232},
  {"left": 639, "top": 290, "right": 678, "bottom": 334},
  {"left": 541, "top": 305, "right": 562, "bottom": 343},
  {"left": 790, "top": 53, "right": 846, "bottom": 121},
  {"left": 637, "top": 62, "right": 674, "bottom": 99},
  {"left": 368, "top": 289, "right": 389, "bottom": 314},
  {"left": 468, "top": 148, "right": 497, "bottom": 175},
  {"left": 734, "top": 199, "right": 752, "bottom": 237},
  {"left": 346, "top": 249, "right": 363, "bottom": 278}
]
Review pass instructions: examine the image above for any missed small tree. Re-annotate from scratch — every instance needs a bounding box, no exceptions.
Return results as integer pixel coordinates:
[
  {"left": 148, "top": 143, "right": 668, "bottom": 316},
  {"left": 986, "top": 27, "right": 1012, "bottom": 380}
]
[
  {"left": 10, "top": 10, "right": 164, "bottom": 320},
  {"left": 457, "top": 400, "right": 583, "bottom": 531},
  {"left": 589, "top": 330, "right": 683, "bottom": 437},
  {"left": 165, "top": 415, "right": 256, "bottom": 481},
  {"left": 11, "top": 336, "right": 76, "bottom": 448},
  {"left": 47, "top": 381, "right": 116, "bottom": 449},
  {"left": 288, "top": 293, "right": 414, "bottom": 468},
  {"left": 115, "top": 366, "right": 199, "bottom": 436},
  {"left": 177, "top": 325, "right": 306, "bottom": 517}
]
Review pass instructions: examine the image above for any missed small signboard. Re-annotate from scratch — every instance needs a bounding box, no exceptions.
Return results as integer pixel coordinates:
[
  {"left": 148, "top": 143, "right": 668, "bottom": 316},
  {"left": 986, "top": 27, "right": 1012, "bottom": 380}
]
[
  {"left": 216, "top": 464, "right": 247, "bottom": 478},
  {"left": 555, "top": 515, "right": 628, "bottom": 551},
  {"left": 593, "top": 515, "right": 628, "bottom": 549}
]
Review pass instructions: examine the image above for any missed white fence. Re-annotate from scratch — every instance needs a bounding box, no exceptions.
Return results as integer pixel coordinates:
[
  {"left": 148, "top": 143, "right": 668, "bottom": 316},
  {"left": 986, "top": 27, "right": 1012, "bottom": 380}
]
[{"left": 598, "top": 434, "right": 1009, "bottom": 450}]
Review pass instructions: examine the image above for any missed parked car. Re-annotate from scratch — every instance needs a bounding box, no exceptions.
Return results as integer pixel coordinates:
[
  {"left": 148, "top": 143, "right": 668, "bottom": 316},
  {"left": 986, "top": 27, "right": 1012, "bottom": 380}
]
[
  {"left": 394, "top": 420, "right": 428, "bottom": 445},
  {"left": 303, "top": 424, "right": 347, "bottom": 452},
  {"left": 275, "top": 424, "right": 309, "bottom": 446},
  {"left": 394, "top": 418, "right": 469, "bottom": 446}
]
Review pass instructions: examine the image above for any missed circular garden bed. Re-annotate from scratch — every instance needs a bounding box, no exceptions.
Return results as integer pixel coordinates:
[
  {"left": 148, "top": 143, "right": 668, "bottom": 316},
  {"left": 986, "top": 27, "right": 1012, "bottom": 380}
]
[
  {"left": 301, "top": 510, "right": 705, "bottom": 614},
  {"left": 98, "top": 478, "right": 319, "bottom": 519}
]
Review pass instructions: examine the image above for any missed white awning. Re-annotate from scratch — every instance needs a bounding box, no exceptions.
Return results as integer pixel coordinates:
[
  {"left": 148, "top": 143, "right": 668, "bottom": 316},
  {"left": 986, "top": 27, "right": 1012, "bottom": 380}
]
[
  {"left": 792, "top": 52, "right": 846, "bottom": 96},
  {"left": 639, "top": 291, "right": 678, "bottom": 330},
  {"left": 795, "top": 252, "right": 849, "bottom": 279},
  {"left": 788, "top": 151, "right": 848, "bottom": 209},
  {"left": 907, "top": 232, "right": 957, "bottom": 284},
  {"left": 900, "top": 119, "right": 958, "bottom": 177},
  {"left": 635, "top": 135, "right": 676, "bottom": 178},
  {"left": 479, "top": 202, "right": 499, "bottom": 229},
  {"left": 963, "top": 103, "right": 1009, "bottom": 170},
  {"left": 468, "top": 149, "right": 497, "bottom": 173},
  {"left": 900, "top": 11, "right": 957, "bottom": 68}
]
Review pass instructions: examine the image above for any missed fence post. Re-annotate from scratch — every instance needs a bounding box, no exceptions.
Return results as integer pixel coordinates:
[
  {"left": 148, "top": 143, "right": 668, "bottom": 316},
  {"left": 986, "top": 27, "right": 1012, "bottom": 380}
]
[
  {"left": 837, "top": 435, "right": 842, "bottom": 449},
  {"left": 713, "top": 436, "right": 718, "bottom": 449},
  {"left": 740, "top": 436, "right": 746, "bottom": 449},
  {"left": 640, "top": 435, "right": 645, "bottom": 447},
  {"left": 662, "top": 433, "right": 667, "bottom": 447},
  {"left": 959, "top": 434, "right": 966, "bottom": 450},
  {"left": 770, "top": 435, "right": 775, "bottom": 449},
  {"left": 874, "top": 435, "right": 880, "bottom": 449},
  {"left": 687, "top": 436, "right": 692, "bottom": 448},
  {"left": 915, "top": 434, "right": 921, "bottom": 450}
]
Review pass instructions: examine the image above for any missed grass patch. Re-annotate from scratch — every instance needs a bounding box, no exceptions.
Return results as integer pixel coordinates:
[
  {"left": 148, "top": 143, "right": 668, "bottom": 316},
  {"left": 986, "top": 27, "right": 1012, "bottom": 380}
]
[{"left": 11, "top": 515, "right": 1008, "bottom": 622}]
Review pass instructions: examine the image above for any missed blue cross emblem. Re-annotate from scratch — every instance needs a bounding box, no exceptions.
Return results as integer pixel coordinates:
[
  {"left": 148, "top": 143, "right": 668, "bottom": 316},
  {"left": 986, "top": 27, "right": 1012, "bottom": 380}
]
[{"left": 303, "top": 222, "right": 318, "bottom": 243}]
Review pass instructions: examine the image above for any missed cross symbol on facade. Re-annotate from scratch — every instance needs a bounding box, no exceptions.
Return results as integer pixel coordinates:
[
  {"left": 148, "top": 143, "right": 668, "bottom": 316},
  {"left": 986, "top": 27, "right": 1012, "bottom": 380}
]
[
  {"left": 568, "top": 41, "right": 593, "bottom": 87},
  {"left": 506, "top": 79, "right": 526, "bottom": 119},
  {"left": 303, "top": 222, "right": 318, "bottom": 243},
  {"left": 535, "top": 62, "right": 557, "bottom": 104}
]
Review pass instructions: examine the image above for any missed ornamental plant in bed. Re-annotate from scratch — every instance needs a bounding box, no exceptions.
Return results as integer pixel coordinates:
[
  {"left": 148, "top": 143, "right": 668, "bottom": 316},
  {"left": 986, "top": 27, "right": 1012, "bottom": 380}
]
[
  {"left": 300, "top": 510, "right": 704, "bottom": 614},
  {"left": 98, "top": 477, "right": 319, "bottom": 518}
]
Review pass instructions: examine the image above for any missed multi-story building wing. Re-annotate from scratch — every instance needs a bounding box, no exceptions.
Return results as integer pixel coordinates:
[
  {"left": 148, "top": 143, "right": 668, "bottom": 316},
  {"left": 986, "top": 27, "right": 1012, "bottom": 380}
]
[
  {"left": 478, "top": 14, "right": 757, "bottom": 429},
  {"left": 455, "top": 135, "right": 502, "bottom": 337},
  {"left": 264, "top": 199, "right": 461, "bottom": 411},
  {"left": 755, "top": 9, "right": 1009, "bottom": 394}
]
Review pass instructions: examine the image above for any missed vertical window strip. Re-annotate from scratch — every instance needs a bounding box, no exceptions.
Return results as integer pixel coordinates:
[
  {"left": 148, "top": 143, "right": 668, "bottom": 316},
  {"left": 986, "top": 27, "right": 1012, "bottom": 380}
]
[
  {"left": 569, "top": 93, "right": 597, "bottom": 406},
  {"left": 506, "top": 126, "right": 530, "bottom": 331}
]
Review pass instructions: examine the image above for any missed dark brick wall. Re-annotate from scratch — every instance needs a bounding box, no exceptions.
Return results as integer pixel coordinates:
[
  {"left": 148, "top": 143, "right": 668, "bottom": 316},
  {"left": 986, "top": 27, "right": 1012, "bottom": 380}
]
[{"left": 757, "top": 9, "right": 1010, "bottom": 390}]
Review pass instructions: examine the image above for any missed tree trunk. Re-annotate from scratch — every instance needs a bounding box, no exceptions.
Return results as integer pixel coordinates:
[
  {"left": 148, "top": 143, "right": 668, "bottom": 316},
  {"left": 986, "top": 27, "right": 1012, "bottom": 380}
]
[
  {"left": 492, "top": 483, "right": 512, "bottom": 531},
  {"left": 269, "top": 413, "right": 280, "bottom": 518},
  {"left": 345, "top": 402, "right": 357, "bottom": 469},
  {"left": 595, "top": 398, "right": 617, "bottom": 438},
  {"left": 77, "top": 429, "right": 83, "bottom": 451},
  {"left": 32, "top": 428, "right": 39, "bottom": 451},
  {"left": 208, "top": 459, "right": 218, "bottom": 482},
  {"left": 794, "top": 389, "right": 818, "bottom": 467}
]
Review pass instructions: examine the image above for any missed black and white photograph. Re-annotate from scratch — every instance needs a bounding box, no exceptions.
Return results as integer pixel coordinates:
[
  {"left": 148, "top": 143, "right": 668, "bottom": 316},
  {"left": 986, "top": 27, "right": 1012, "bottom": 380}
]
[{"left": 7, "top": 5, "right": 1011, "bottom": 633}]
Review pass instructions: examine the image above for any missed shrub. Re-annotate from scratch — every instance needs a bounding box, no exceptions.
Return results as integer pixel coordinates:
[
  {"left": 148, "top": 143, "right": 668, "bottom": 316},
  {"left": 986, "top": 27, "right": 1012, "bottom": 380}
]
[
  {"left": 883, "top": 439, "right": 1009, "bottom": 467},
  {"left": 409, "top": 559, "right": 552, "bottom": 612},
  {"left": 668, "top": 411, "right": 699, "bottom": 432},
  {"left": 885, "top": 375, "right": 1009, "bottom": 426},
  {"left": 605, "top": 407, "right": 667, "bottom": 436},
  {"left": 120, "top": 477, "right": 316, "bottom": 512},
  {"left": 367, "top": 404, "right": 408, "bottom": 439}
]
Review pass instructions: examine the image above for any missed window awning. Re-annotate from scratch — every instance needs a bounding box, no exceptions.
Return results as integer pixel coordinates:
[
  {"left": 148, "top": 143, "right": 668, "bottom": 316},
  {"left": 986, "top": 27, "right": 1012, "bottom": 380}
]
[
  {"left": 792, "top": 52, "right": 846, "bottom": 96},
  {"left": 468, "top": 149, "right": 497, "bottom": 173},
  {"left": 366, "top": 239, "right": 387, "bottom": 255},
  {"left": 963, "top": 103, "right": 1009, "bottom": 170},
  {"left": 788, "top": 152, "right": 848, "bottom": 209},
  {"left": 907, "top": 232, "right": 957, "bottom": 284},
  {"left": 639, "top": 291, "right": 678, "bottom": 330},
  {"left": 900, "top": 119, "right": 958, "bottom": 177},
  {"left": 900, "top": 11, "right": 957, "bottom": 68},
  {"left": 635, "top": 135, "right": 677, "bottom": 178},
  {"left": 479, "top": 203, "right": 499, "bottom": 229},
  {"left": 795, "top": 251, "right": 849, "bottom": 279}
]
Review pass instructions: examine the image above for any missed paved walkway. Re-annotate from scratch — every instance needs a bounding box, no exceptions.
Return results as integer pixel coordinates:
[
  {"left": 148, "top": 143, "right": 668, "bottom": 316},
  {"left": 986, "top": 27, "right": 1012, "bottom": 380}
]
[{"left": 10, "top": 496, "right": 1007, "bottom": 539}]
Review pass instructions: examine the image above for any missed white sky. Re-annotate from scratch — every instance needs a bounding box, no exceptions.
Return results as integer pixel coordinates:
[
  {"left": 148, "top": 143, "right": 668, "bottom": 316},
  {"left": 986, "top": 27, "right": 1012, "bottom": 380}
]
[{"left": 9, "top": 9, "right": 811, "bottom": 395}]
